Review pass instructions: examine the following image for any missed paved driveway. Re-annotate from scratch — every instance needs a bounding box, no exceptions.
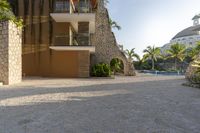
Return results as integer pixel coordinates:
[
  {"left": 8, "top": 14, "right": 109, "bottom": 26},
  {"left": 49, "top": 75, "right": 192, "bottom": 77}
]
[{"left": 0, "top": 75, "right": 200, "bottom": 133}]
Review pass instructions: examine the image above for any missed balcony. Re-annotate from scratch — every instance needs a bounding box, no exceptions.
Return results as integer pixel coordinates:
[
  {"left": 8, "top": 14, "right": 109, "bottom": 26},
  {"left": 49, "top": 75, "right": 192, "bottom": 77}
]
[
  {"left": 52, "top": 0, "right": 95, "bottom": 13},
  {"left": 49, "top": 33, "right": 95, "bottom": 53},
  {"left": 50, "top": 0, "right": 96, "bottom": 33}
]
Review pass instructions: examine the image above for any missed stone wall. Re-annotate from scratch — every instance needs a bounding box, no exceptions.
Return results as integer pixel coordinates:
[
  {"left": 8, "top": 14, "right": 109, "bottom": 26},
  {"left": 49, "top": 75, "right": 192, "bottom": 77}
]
[
  {"left": 185, "top": 54, "right": 200, "bottom": 80},
  {"left": 0, "top": 21, "right": 22, "bottom": 85},
  {"left": 91, "top": 0, "right": 135, "bottom": 76}
]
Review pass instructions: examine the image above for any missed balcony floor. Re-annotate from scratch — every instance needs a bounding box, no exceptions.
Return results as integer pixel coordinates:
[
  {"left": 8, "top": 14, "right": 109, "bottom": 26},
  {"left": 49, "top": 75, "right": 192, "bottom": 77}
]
[{"left": 49, "top": 46, "right": 95, "bottom": 53}]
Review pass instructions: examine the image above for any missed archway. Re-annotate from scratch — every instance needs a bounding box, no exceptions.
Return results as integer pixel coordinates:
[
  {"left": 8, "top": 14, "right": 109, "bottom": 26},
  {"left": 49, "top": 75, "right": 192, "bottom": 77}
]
[{"left": 110, "top": 58, "right": 124, "bottom": 75}]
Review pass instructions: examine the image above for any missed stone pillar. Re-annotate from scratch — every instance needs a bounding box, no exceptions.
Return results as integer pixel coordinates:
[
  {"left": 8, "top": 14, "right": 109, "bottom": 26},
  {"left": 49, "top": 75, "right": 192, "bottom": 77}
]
[
  {"left": 0, "top": 21, "right": 22, "bottom": 85},
  {"left": 185, "top": 54, "right": 200, "bottom": 82},
  {"left": 90, "top": 0, "right": 136, "bottom": 76}
]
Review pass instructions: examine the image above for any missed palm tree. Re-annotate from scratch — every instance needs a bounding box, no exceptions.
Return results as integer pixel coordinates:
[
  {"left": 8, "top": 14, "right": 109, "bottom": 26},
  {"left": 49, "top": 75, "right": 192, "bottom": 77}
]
[
  {"left": 167, "top": 43, "right": 186, "bottom": 70},
  {"left": 125, "top": 48, "right": 140, "bottom": 62},
  {"left": 195, "top": 41, "right": 200, "bottom": 51},
  {"left": 187, "top": 47, "right": 198, "bottom": 60},
  {"left": 109, "top": 18, "right": 121, "bottom": 30},
  {"left": 191, "top": 60, "right": 200, "bottom": 73},
  {"left": 187, "top": 42, "right": 200, "bottom": 60},
  {"left": 143, "top": 46, "right": 160, "bottom": 70}
]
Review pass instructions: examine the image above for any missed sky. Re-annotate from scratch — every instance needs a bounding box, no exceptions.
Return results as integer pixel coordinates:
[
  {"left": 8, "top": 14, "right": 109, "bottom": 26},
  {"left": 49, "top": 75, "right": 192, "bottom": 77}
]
[{"left": 107, "top": 0, "right": 200, "bottom": 56}]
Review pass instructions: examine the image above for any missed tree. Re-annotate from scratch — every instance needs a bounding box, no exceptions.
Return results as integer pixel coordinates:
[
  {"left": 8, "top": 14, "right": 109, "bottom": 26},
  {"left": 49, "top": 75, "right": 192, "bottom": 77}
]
[
  {"left": 195, "top": 41, "right": 200, "bottom": 51},
  {"left": 125, "top": 48, "right": 140, "bottom": 62},
  {"left": 143, "top": 46, "right": 160, "bottom": 70},
  {"left": 0, "top": 0, "right": 23, "bottom": 27},
  {"left": 187, "top": 47, "right": 198, "bottom": 61},
  {"left": 188, "top": 41, "right": 200, "bottom": 60},
  {"left": 167, "top": 43, "right": 186, "bottom": 70},
  {"left": 0, "top": 0, "right": 10, "bottom": 10},
  {"left": 0, "top": 0, "right": 12, "bottom": 19},
  {"left": 109, "top": 18, "right": 121, "bottom": 30}
]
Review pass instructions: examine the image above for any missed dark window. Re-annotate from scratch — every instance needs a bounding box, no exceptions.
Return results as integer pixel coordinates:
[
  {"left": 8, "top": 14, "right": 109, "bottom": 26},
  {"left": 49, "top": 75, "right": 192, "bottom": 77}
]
[{"left": 54, "top": 0, "right": 70, "bottom": 12}]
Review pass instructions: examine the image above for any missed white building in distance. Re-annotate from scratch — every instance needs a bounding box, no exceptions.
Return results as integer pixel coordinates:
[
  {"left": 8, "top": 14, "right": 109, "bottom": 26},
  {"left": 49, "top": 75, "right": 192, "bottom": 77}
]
[{"left": 161, "top": 14, "right": 200, "bottom": 53}]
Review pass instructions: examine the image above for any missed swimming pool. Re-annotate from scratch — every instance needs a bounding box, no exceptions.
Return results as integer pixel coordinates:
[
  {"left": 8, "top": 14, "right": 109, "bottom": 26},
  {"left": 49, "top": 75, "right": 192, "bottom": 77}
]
[{"left": 140, "top": 70, "right": 185, "bottom": 76}]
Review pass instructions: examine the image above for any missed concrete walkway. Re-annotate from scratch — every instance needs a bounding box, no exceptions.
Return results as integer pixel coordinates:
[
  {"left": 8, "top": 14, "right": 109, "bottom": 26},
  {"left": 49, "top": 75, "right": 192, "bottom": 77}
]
[{"left": 0, "top": 75, "right": 200, "bottom": 133}]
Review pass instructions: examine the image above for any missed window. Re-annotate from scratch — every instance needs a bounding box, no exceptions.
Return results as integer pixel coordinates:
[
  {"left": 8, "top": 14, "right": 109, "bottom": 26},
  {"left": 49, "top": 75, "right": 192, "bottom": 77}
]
[
  {"left": 79, "top": 0, "right": 91, "bottom": 13},
  {"left": 54, "top": 0, "right": 69, "bottom": 12}
]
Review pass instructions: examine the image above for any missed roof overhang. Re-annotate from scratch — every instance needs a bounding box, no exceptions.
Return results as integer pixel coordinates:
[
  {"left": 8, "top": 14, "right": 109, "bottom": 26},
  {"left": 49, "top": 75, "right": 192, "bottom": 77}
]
[
  {"left": 50, "top": 13, "right": 95, "bottom": 22},
  {"left": 50, "top": 13, "right": 95, "bottom": 33},
  {"left": 49, "top": 46, "right": 95, "bottom": 53}
]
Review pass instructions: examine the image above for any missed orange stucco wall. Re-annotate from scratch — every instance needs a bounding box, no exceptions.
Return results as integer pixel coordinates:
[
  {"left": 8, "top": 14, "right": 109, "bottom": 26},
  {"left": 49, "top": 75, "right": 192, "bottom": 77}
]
[{"left": 22, "top": 50, "right": 89, "bottom": 78}]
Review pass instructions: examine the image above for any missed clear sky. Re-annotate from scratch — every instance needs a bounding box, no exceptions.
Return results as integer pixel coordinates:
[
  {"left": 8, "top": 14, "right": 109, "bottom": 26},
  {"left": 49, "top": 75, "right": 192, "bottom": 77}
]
[{"left": 107, "top": 0, "right": 200, "bottom": 56}]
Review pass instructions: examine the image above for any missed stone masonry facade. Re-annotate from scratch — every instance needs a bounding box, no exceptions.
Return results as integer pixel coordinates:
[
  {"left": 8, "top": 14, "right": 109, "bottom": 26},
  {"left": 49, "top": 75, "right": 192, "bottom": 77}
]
[
  {"left": 0, "top": 21, "right": 22, "bottom": 85},
  {"left": 185, "top": 54, "right": 200, "bottom": 81},
  {"left": 91, "top": 0, "right": 136, "bottom": 76}
]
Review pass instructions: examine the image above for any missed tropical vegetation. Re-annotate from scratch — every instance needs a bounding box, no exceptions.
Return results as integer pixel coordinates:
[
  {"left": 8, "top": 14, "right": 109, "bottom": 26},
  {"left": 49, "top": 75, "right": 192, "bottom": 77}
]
[
  {"left": 125, "top": 41, "right": 200, "bottom": 72},
  {"left": 109, "top": 19, "right": 121, "bottom": 30},
  {"left": 166, "top": 43, "right": 186, "bottom": 70},
  {"left": 91, "top": 63, "right": 111, "bottom": 77},
  {"left": 143, "top": 46, "right": 161, "bottom": 70},
  {"left": 110, "top": 58, "right": 123, "bottom": 74},
  {"left": 187, "top": 41, "right": 200, "bottom": 60},
  {"left": 187, "top": 60, "right": 200, "bottom": 84},
  {"left": 125, "top": 48, "right": 140, "bottom": 62},
  {"left": 0, "top": 0, "right": 23, "bottom": 27}
]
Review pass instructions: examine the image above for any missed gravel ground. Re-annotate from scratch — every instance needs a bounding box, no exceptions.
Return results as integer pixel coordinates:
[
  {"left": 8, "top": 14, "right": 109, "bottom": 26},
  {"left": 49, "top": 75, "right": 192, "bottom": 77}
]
[{"left": 0, "top": 75, "right": 200, "bottom": 133}]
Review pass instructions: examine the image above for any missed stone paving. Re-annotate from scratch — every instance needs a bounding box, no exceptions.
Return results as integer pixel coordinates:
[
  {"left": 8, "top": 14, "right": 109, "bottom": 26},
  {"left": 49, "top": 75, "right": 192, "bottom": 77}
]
[{"left": 0, "top": 75, "right": 200, "bottom": 133}]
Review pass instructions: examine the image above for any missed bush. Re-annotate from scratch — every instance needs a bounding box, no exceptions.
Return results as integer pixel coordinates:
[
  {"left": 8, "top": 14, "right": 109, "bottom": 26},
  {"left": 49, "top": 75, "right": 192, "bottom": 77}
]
[
  {"left": 188, "top": 73, "right": 200, "bottom": 84},
  {"left": 110, "top": 58, "right": 124, "bottom": 74},
  {"left": 0, "top": 0, "right": 23, "bottom": 28},
  {"left": 91, "top": 63, "right": 111, "bottom": 77},
  {"left": 187, "top": 60, "right": 200, "bottom": 84}
]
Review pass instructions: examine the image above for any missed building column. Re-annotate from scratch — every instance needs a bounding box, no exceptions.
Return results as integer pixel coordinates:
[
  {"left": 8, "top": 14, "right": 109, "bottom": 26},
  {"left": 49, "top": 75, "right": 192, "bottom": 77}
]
[{"left": 0, "top": 21, "right": 22, "bottom": 85}]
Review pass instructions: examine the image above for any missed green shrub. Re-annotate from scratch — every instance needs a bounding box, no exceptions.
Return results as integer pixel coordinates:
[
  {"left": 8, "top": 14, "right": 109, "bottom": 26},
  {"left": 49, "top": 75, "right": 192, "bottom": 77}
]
[
  {"left": 188, "top": 61, "right": 200, "bottom": 84},
  {"left": 188, "top": 74, "right": 200, "bottom": 84},
  {"left": 0, "top": 0, "right": 23, "bottom": 28},
  {"left": 110, "top": 58, "right": 124, "bottom": 74},
  {"left": 91, "top": 63, "right": 111, "bottom": 77}
]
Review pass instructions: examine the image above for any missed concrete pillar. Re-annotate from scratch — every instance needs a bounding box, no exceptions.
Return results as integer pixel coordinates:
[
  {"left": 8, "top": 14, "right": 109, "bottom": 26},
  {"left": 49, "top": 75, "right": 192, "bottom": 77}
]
[{"left": 0, "top": 21, "right": 22, "bottom": 85}]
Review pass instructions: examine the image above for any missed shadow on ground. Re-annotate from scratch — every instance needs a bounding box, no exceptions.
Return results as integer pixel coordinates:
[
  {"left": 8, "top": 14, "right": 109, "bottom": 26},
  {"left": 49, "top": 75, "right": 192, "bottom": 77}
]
[{"left": 0, "top": 77, "right": 200, "bottom": 133}]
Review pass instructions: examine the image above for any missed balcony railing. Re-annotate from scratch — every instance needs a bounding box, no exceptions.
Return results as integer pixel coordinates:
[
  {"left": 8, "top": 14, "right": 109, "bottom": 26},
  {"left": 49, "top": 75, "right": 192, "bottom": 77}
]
[
  {"left": 53, "top": 1, "right": 70, "bottom": 13},
  {"left": 53, "top": 0, "right": 94, "bottom": 13},
  {"left": 53, "top": 33, "right": 91, "bottom": 46}
]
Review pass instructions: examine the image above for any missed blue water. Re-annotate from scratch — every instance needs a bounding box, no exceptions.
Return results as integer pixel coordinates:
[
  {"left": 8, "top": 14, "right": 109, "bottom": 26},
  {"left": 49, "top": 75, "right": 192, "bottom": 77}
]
[{"left": 141, "top": 70, "right": 185, "bottom": 76}]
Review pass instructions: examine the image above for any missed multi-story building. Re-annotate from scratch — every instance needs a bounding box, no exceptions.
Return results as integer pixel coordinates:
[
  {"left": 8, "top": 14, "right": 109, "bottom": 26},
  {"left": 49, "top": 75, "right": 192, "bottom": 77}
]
[
  {"left": 7, "top": 0, "right": 135, "bottom": 78},
  {"left": 161, "top": 14, "right": 200, "bottom": 54}
]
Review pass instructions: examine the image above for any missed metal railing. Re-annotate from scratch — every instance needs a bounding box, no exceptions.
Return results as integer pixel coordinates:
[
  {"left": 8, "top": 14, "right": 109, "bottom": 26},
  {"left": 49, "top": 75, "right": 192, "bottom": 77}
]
[
  {"left": 53, "top": 0, "right": 94, "bottom": 13},
  {"left": 52, "top": 33, "right": 91, "bottom": 46},
  {"left": 53, "top": 1, "right": 70, "bottom": 13}
]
